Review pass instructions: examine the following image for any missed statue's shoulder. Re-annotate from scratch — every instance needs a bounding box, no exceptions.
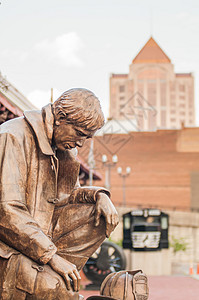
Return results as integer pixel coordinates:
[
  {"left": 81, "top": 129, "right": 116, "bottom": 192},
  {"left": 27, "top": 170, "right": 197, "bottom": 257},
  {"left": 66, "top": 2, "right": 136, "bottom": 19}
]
[{"left": 0, "top": 116, "right": 33, "bottom": 141}]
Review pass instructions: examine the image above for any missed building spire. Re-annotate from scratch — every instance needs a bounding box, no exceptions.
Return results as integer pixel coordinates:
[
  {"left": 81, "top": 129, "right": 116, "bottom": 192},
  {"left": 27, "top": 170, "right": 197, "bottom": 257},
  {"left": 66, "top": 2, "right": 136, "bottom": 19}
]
[{"left": 133, "top": 37, "right": 171, "bottom": 64}]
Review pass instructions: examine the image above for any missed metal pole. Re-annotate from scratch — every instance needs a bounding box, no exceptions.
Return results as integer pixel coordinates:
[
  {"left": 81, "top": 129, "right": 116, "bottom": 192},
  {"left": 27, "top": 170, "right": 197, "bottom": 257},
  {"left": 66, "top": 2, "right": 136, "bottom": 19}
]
[
  {"left": 123, "top": 175, "right": 126, "bottom": 206},
  {"left": 108, "top": 165, "right": 111, "bottom": 191},
  {"left": 50, "top": 88, "right": 53, "bottom": 104},
  {"left": 104, "top": 164, "right": 111, "bottom": 190},
  {"left": 117, "top": 167, "right": 130, "bottom": 207},
  {"left": 105, "top": 167, "right": 109, "bottom": 190},
  {"left": 103, "top": 156, "right": 118, "bottom": 191}
]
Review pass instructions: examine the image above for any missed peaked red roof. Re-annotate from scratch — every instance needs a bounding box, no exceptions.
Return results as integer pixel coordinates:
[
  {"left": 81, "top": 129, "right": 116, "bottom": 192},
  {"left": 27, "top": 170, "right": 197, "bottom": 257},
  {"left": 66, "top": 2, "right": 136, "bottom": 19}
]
[{"left": 133, "top": 37, "right": 171, "bottom": 64}]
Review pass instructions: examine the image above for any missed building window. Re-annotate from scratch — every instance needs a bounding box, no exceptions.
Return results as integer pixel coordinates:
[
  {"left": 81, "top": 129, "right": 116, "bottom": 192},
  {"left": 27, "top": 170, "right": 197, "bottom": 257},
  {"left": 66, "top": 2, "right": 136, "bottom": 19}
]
[
  {"left": 120, "top": 97, "right": 125, "bottom": 101},
  {"left": 179, "top": 84, "right": 185, "bottom": 92},
  {"left": 170, "top": 110, "right": 175, "bottom": 114},
  {"left": 160, "top": 82, "right": 166, "bottom": 106},
  {"left": 170, "top": 95, "right": 175, "bottom": 104},
  {"left": 180, "top": 95, "right": 185, "bottom": 100},
  {"left": 171, "top": 118, "right": 176, "bottom": 122},
  {"left": 170, "top": 83, "right": 175, "bottom": 91},
  {"left": 148, "top": 83, "right": 156, "bottom": 106},
  {"left": 179, "top": 104, "right": 185, "bottom": 108},
  {"left": 119, "top": 85, "right": 125, "bottom": 93},
  {"left": 119, "top": 104, "right": 125, "bottom": 113},
  {"left": 161, "top": 111, "right": 166, "bottom": 127},
  {"left": 180, "top": 112, "right": 185, "bottom": 116}
]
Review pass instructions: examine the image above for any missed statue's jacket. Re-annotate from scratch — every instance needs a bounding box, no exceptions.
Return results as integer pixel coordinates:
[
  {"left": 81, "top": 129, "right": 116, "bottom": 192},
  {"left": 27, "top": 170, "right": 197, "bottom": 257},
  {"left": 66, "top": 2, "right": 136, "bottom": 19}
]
[{"left": 0, "top": 103, "right": 108, "bottom": 293}]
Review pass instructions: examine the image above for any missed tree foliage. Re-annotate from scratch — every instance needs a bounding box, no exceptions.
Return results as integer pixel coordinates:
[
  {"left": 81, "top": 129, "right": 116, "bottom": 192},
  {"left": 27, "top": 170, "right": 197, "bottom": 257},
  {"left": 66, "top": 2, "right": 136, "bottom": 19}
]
[{"left": 170, "top": 236, "right": 188, "bottom": 254}]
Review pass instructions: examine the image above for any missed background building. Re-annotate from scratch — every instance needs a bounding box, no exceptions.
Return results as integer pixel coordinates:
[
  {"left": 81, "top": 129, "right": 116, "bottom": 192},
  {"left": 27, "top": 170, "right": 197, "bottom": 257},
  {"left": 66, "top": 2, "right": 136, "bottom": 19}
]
[
  {"left": 110, "top": 37, "right": 195, "bottom": 131},
  {"left": 79, "top": 128, "right": 199, "bottom": 274},
  {"left": 80, "top": 127, "right": 199, "bottom": 212},
  {"left": 0, "top": 72, "right": 37, "bottom": 124}
]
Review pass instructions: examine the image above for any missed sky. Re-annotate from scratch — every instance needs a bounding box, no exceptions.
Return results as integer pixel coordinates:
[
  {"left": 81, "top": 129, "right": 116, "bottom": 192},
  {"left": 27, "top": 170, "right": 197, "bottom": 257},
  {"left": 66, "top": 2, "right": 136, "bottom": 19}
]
[{"left": 0, "top": 0, "right": 199, "bottom": 123}]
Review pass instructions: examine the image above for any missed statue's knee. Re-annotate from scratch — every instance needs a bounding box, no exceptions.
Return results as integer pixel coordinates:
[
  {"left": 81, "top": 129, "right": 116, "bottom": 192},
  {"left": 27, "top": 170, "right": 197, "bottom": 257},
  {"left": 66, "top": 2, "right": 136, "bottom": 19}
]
[
  {"left": 34, "top": 267, "right": 61, "bottom": 296},
  {"left": 34, "top": 271, "right": 76, "bottom": 300}
]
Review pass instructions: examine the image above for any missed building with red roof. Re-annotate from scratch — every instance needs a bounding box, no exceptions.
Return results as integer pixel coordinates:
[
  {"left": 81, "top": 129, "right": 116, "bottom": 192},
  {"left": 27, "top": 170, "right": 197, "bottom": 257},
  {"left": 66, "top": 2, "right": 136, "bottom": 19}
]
[{"left": 110, "top": 37, "right": 195, "bottom": 131}]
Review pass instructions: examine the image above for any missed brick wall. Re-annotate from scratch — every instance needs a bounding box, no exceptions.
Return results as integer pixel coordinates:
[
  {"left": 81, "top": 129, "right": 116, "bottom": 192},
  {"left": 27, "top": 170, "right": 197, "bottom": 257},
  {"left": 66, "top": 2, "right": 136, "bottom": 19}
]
[{"left": 79, "top": 128, "right": 199, "bottom": 211}]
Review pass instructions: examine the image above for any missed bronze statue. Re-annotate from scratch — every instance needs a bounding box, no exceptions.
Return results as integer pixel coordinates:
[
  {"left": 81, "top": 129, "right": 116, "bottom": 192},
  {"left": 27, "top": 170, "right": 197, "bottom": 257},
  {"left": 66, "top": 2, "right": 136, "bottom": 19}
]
[
  {"left": 0, "top": 88, "right": 119, "bottom": 299},
  {"left": 87, "top": 270, "right": 149, "bottom": 300}
]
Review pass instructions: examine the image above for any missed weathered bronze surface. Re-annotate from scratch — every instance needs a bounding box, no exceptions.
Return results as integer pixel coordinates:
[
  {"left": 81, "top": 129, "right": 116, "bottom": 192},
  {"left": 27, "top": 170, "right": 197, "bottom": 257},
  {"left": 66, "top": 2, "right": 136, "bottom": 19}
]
[
  {"left": 86, "top": 270, "right": 149, "bottom": 300},
  {"left": 0, "top": 88, "right": 119, "bottom": 299},
  {"left": 100, "top": 270, "right": 149, "bottom": 300}
]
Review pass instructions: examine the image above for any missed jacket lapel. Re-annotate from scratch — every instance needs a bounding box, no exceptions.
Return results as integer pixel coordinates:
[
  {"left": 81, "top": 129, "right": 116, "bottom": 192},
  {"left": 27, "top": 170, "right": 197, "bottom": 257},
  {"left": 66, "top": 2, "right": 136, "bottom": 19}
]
[{"left": 23, "top": 104, "right": 54, "bottom": 156}]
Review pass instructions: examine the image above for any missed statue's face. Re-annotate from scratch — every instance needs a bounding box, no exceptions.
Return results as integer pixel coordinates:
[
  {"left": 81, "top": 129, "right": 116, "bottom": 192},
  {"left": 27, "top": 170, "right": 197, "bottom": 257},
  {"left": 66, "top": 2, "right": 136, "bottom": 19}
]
[{"left": 53, "top": 122, "right": 95, "bottom": 151}]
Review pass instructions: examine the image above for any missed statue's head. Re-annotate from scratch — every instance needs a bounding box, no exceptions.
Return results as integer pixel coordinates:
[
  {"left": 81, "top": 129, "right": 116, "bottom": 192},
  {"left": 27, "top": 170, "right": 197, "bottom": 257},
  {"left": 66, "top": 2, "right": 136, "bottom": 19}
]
[{"left": 52, "top": 88, "right": 104, "bottom": 151}]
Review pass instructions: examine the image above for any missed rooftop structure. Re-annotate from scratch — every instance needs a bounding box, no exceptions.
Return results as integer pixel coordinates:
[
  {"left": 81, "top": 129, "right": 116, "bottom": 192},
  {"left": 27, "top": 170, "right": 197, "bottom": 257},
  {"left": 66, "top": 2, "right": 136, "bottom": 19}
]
[
  {"left": 110, "top": 37, "right": 195, "bottom": 131},
  {"left": 0, "top": 72, "right": 37, "bottom": 124}
]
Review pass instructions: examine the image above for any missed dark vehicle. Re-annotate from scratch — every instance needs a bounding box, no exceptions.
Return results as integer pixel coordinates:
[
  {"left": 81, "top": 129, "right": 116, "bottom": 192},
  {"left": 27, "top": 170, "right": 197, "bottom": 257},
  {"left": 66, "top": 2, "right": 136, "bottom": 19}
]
[
  {"left": 123, "top": 208, "right": 169, "bottom": 251},
  {"left": 83, "top": 240, "right": 126, "bottom": 285}
]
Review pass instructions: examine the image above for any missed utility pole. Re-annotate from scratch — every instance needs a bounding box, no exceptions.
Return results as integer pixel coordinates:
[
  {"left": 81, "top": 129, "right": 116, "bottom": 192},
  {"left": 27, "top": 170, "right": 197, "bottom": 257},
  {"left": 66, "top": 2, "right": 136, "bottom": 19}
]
[
  {"left": 102, "top": 154, "right": 118, "bottom": 190},
  {"left": 117, "top": 166, "right": 131, "bottom": 206},
  {"left": 50, "top": 88, "right": 53, "bottom": 104}
]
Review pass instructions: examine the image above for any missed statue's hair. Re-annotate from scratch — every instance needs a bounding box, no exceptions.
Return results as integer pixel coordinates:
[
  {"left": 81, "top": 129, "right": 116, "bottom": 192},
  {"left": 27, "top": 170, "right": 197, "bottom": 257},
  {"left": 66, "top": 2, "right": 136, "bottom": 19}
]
[{"left": 53, "top": 88, "right": 105, "bottom": 131}]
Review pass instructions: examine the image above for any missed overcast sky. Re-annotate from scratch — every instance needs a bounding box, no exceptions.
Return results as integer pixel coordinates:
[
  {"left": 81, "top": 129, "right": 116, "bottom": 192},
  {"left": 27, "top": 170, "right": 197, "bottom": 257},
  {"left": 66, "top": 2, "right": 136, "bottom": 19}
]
[{"left": 0, "top": 0, "right": 199, "bottom": 124}]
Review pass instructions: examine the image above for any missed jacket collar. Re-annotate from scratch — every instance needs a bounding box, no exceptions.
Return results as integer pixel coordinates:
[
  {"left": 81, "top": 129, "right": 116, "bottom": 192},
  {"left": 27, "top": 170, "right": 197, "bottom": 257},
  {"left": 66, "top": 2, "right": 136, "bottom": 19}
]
[{"left": 24, "top": 103, "right": 55, "bottom": 156}]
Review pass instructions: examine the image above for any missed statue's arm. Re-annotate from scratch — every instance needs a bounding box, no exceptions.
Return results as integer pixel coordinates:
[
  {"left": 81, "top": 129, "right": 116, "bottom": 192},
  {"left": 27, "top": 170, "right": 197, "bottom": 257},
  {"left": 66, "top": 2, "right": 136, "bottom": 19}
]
[
  {"left": 68, "top": 186, "right": 110, "bottom": 204},
  {"left": 0, "top": 133, "right": 57, "bottom": 264},
  {"left": 68, "top": 186, "right": 119, "bottom": 237}
]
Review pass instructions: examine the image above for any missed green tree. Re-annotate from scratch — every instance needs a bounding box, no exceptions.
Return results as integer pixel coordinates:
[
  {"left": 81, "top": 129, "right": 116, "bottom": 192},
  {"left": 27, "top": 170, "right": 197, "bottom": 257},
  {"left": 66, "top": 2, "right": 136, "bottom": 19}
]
[{"left": 170, "top": 236, "right": 188, "bottom": 254}]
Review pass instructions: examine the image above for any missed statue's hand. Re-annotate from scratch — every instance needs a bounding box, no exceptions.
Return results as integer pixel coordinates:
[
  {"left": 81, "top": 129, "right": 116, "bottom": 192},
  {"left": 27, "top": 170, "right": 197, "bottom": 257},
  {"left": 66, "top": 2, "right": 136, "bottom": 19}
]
[
  {"left": 48, "top": 254, "right": 81, "bottom": 291},
  {"left": 94, "top": 192, "right": 119, "bottom": 237}
]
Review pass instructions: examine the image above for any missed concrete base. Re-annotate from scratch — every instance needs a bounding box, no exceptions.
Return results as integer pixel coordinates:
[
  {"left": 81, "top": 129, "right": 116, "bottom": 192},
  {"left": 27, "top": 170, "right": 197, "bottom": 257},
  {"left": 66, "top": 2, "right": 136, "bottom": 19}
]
[{"left": 124, "top": 249, "right": 171, "bottom": 275}]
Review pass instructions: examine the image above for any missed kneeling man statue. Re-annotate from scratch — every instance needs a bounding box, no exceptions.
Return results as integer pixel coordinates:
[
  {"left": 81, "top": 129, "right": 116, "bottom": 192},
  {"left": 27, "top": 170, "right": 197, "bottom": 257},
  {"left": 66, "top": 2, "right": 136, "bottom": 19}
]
[{"left": 0, "top": 88, "right": 119, "bottom": 299}]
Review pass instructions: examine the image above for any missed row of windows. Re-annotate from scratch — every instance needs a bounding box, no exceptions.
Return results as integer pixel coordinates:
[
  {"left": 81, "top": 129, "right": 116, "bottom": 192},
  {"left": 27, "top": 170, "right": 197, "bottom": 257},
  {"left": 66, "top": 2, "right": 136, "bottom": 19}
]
[
  {"left": 118, "top": 111, "right": 194, "bottom": 126},
  {"left": 170, "top": 84, "right": 186, "bottom": 92},
  {"left": 119, "top": 96, "right": 193, "bottom": 113},
  {"left": 170, "top": 110, "right": 193, "bottom": 115},
  {"left": 171, "top": 102, "right": 193, "bottom": 107},
  {"left": 170, "top": 119, "right": 193, "bottom": 124},
  {"left": 119, "top": 83, "right": 188, "bottom": 93}
]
